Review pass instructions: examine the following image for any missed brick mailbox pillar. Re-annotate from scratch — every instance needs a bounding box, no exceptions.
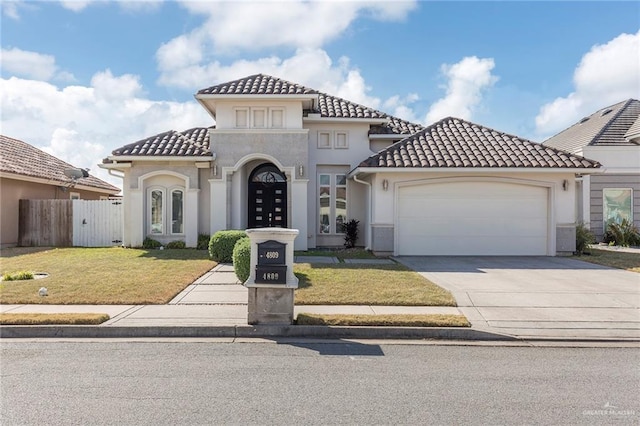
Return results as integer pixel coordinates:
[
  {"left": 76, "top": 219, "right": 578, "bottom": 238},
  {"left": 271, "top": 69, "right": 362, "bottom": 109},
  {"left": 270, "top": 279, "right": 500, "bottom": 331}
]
[{"left": 244, "top": 228, "right": 299, "bottom": 325}]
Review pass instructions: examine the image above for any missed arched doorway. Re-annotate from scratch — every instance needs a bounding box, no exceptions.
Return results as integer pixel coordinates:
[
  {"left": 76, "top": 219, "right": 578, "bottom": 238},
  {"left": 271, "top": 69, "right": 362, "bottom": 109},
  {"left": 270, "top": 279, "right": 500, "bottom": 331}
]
[{"left": 247, "top": 163, "right": 287, "bottom": 228}]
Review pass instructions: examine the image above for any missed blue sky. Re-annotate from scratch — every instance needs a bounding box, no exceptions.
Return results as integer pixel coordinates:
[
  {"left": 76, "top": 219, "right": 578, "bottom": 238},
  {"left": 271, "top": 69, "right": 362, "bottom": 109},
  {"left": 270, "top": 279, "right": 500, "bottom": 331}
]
[{"left": 1, "top": 0, "right": 639, "bottom": 187}]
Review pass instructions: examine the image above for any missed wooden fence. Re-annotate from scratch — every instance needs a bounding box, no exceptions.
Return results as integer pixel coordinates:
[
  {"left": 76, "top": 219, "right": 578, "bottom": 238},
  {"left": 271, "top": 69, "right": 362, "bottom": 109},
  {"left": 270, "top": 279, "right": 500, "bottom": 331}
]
[{"left": 18, "top": 199, "right": 123, "bottom": 247}]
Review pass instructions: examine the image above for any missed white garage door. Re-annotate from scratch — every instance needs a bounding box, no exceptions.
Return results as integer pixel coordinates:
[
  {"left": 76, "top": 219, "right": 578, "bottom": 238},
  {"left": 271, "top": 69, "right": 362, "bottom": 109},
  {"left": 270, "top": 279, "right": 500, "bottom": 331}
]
[{"left": 397, "top": 181, "right": 548, "bottom": 256}]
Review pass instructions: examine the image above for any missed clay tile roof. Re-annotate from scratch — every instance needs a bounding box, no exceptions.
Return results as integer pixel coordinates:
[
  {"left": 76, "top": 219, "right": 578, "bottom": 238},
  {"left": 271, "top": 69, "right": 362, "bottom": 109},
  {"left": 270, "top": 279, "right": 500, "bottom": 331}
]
[
  {"left": 359, "top": 117, "right": 601, "bottom": 169},
  {"left": 197, "top": 74, "right": 316, "bottom": 96},
  {"left": 543, "top": 99, "right": 640, "bottom": 153},
  {"left": 0, "top": 134, "right": 120, "bottom": 192},
  {"left": 111, "top": 127, "right": 213, "bottom": 157},
  {"left": 197, "top": 74, "right": 423, "bottom": 137}
]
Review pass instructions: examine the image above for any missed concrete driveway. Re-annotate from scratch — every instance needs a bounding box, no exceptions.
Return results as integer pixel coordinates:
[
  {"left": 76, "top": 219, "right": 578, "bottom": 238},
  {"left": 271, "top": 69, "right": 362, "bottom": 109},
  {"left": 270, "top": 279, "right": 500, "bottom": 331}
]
[{"left": 395, "top": 256, "right": 640, "bottom": 340}]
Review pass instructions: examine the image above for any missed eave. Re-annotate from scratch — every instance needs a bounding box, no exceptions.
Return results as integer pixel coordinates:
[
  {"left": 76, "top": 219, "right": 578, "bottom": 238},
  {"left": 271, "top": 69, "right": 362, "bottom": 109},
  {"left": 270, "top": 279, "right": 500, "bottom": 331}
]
[
  {"left": 104, "top": 156, "right": 213, "bottom": 162},
  {"left": 0, "top": 171, "right": 119, "bottom": 194},
  {"left": 348, "top": 166, "right": 604, "bottom": 179},
  {"left": 303, "top": 117, "right": 388, "bottom": 125}
]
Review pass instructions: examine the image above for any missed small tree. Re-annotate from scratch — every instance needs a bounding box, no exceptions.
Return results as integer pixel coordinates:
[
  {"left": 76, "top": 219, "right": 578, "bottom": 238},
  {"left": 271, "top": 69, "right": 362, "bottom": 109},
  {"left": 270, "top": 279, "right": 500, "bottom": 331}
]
[
  {"left": 575, "top": 222, "right": 594, "bottom": 255},
  {"left": 342, "top": 219, "right": 360, "bottom": 249}
]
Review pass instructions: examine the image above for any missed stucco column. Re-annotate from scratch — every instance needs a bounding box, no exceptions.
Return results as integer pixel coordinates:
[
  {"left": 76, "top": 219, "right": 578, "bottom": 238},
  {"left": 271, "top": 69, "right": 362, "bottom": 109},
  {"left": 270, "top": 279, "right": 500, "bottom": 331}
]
[
  {"left": 291, "top": 178, "right": 309, "bottom": 250},
  {"left": 209, "top": 177, "right": 227, "bottom": 234},
  {"left": 129, "top": 188, "right": 143, "bottom": 248},
  {"left": 185, "top": 189, "right": 199, "bottom": 247}
]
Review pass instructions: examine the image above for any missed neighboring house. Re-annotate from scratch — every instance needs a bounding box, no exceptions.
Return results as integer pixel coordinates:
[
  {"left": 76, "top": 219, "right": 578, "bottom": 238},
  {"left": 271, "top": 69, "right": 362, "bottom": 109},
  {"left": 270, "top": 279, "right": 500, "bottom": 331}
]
[
  {"left": 101, "top": 74, "right": 600, "bottom": 255},
  {"left": 0, "top": 134, "right": 120, "bottom": 248},
  {"left": 543, "top": 99, "right": 640, "bottom": 241}
]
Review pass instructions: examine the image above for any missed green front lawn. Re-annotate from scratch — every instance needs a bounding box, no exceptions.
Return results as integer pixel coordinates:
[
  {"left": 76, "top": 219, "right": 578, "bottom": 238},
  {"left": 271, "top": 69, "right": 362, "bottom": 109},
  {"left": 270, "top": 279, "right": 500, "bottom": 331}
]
[
  {"left": 575, "top": 248, "right": 640, "bottom": 273},
  {"left": 294, "top": 263, "right": 456, "bottom": 306},
  {"left": 0, "top": 247, "right": 215, "bottom": 304}
]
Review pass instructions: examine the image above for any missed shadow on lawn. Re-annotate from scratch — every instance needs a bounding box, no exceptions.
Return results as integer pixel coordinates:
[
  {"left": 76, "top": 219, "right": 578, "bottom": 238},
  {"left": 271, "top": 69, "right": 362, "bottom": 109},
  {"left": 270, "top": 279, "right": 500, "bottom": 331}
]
[
  {"left": 136, "top": 248, "right": 213, "bottom": 261},
  {"left": 0, "top": 247, "right": 55, "bottom": 258}
]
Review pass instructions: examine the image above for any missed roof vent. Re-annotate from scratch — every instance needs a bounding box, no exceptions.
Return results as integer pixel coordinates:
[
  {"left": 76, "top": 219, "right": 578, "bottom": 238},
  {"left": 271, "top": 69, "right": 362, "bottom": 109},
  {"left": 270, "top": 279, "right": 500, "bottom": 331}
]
[
  {"left": 600, "top": 108, "right": 613, "bottom": 116},
  {"left": 579, "top": 117, "right": 589, "bottom": 124}
]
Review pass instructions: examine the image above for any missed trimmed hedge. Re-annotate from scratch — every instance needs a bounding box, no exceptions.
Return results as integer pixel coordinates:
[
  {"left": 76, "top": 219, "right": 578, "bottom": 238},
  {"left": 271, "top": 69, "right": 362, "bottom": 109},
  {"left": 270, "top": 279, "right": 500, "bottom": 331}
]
[
  {"left": 232, "top": 237, "right": 251, "bottom": 283},
  {"left": 208, "top": 230, "right": 247, "bottom": 262},
  {"left": 165, "top": 240, "right": 186, "bottom": 249}
]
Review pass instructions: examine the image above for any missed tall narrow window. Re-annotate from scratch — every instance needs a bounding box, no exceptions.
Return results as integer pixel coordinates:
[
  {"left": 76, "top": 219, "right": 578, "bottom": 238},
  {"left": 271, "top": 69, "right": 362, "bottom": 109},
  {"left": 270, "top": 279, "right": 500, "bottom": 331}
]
[
  {"left": 335, "top": 174, "right": 347, "bottom": 233},
  {"left": 151, "top": 190, "right": 163, "bottom": 234},
  {"left": 603, "top": 189, "right": 632, "bottom": 227},
  {"left": 319, "top": 174, "right": 331, "bottom": 234},
  {"left": 171, "top": 189, "right": 184, "bottom": 234}
]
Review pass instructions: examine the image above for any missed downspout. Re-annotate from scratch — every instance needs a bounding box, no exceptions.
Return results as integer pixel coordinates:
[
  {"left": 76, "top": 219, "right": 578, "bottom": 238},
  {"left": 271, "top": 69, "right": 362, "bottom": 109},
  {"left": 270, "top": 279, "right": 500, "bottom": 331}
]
[{"left": 352, "top": 173, "right": 371, "bottom": 250}]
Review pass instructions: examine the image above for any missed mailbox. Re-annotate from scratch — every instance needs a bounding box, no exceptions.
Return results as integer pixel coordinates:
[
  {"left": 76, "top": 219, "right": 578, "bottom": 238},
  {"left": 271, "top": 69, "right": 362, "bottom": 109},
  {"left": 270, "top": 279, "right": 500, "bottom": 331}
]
[{"left": 255, "top": 240, "right": 287, "bottom": 284}]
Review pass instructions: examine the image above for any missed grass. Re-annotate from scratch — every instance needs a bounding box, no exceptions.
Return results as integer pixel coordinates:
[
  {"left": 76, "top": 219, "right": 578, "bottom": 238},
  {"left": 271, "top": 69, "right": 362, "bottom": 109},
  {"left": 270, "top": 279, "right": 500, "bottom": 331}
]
[
  {"left": 295, "top": 248, "right": 379, "bottom": 261},
  {"left": 296, "top": 313, "right": 470, "bottom": 327},
  {"left": 294, "top": 263, "right": 456, "bottom": 306},
  {"left": 0, "top": 313, "right": 109, "bottom": 325},
  {"left": 0, "top": 247, "right": 215, "bottom": 305},
  {"left": 574, "top": 248, "right": 640, "bottom": 273}
]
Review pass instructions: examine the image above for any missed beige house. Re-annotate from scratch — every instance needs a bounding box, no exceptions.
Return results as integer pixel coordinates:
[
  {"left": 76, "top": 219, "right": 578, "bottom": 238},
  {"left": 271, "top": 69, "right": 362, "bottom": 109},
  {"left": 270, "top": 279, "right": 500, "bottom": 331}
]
[
  {"left": 0, "top": 134, "right": 120, "bottom": 248},
  {"left": 544, "top": 99, "right": 640, "bottom": 241},
  {"left": 101, "top": 74, "right": 601, "bottom": 255}
]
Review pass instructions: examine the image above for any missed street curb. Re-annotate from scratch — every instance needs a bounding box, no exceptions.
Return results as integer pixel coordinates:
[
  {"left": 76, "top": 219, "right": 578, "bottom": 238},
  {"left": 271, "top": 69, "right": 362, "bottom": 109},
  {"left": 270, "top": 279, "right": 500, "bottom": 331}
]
[{"left": 0, "top": 325, "right": 516, "bottom": 340}]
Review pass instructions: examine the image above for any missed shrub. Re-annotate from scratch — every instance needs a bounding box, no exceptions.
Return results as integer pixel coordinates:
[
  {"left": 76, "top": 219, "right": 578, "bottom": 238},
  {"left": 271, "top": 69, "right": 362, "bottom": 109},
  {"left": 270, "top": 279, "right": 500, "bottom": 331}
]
[
  {"left": 208, "top": 230, "right": 247, "bottom": 262},
  {"left": 2, "top": 271, "right": 34, "bottom": 281},
  {"left": 341, "top": 219, "right": 360, "bottom": 249},
  {"left": 232, "top": 237, "right": 251, "bottom": 283},
  {"left": 165, "top": 240, "right": 186, "bottom": 249},
  {"left": 197, "top": 233, "right": 210, "bottom": 250},
  {"left": 604, "top": 219, "right": 640, "bottom": 247},
  {"left": 575, "top": 222, "right": 595, "bottom": 255},
  {"left": 142, "top": 237, "right": 162, "bottom": 249}
]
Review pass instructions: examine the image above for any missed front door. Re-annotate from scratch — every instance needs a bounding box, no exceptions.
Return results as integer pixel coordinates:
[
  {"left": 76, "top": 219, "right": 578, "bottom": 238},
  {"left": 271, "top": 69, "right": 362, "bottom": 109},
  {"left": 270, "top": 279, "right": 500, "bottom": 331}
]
[{"left": 248, "top": 164, "right": 287, "bottom": 228}]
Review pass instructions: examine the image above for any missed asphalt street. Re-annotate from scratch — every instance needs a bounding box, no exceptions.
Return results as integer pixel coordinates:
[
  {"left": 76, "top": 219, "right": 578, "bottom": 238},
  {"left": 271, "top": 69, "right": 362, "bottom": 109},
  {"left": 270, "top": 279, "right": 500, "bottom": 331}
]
[{"left": 1, "top": 340, "right": 638, "bottom": 425}]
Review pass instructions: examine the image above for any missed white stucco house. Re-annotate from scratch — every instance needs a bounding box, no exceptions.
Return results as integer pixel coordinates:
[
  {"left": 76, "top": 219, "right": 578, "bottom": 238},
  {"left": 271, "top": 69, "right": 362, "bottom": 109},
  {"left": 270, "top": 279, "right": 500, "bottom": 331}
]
[
  {"left": 100, "top": 74, "right": 601, "bottom": 255},
  {"left": 543, "top": 99, "right": 640, "bottom": 241}
]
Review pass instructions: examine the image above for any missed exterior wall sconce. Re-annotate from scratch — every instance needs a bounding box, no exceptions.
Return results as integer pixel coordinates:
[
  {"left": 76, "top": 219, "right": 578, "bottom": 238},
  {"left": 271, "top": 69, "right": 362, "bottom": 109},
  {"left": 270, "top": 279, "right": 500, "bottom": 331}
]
[
  {"left": 382, "top": 179, "right": 389, "bottom": 191},
  {"left": 299, "top": 165, "right": 304, "bottom": 177},
  {"left": 562, "top": 179, "right": 569, "bottom": 191}
]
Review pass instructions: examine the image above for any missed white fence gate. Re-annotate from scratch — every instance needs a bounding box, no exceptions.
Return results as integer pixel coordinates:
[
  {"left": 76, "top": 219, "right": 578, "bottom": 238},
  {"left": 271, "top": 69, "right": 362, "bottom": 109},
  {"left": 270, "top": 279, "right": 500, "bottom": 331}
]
[{"left": 72, "top": 199, "right": 123, "bottom": 247}]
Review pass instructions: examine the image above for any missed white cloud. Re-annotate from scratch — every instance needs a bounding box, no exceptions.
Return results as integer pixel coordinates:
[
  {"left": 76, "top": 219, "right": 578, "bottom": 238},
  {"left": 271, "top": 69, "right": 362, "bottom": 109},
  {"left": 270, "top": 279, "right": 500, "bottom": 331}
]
[
  {"left": 1, "top": 74, "right": 212, "bottom": 189},
  {"left": 383, "top": 93, "right": 421, "bottom": 123},
  {"left": 59, "top": 1, "right": 90, "bottom": 12},
  {"left": 2, "top": 1, "right": 21, "bottom": 19},
  {"left": 177, "top": 0, "right": 416, "bottom": 52},
  {"left": 426, "top": 56, "right": 498, "bottom": 123},
  {"left": 158, "top": 1, "right": 416, "bottom": 88},
  {"left": 158, "top": 47, "right": 382, "bottom": 109},
  {"left": 535, "top": 30, "right": 640, "bottom": 136},
  {"left": 1, "top": 47, "right": 76, "bottom": 82},
  {"left": 1, "top": 48, "right": 57, "bottom": 81}
]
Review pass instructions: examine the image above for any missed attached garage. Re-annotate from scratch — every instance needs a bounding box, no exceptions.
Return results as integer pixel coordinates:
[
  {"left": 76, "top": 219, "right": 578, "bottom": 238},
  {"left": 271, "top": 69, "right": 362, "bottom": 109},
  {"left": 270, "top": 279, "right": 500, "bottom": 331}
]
[
  {"left": 352, "top": 117, "right": 602, "bottom": 256},
  {"left": 396, "top": 180, "right": 549, "bottom": 256}
]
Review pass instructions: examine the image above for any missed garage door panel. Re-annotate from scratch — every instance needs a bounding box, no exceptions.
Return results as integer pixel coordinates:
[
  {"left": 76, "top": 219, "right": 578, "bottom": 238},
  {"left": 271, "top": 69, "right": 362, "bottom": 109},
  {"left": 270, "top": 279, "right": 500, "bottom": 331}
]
[{"left": 397, "top": 181, "right": 549, "bottom": 256}]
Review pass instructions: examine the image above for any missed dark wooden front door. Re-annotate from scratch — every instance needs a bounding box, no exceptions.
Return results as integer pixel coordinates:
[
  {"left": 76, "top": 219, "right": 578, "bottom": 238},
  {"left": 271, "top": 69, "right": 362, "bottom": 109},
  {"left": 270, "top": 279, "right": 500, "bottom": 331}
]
[{"left": 248, "top": 164, "right": 287, "bottom": 228}]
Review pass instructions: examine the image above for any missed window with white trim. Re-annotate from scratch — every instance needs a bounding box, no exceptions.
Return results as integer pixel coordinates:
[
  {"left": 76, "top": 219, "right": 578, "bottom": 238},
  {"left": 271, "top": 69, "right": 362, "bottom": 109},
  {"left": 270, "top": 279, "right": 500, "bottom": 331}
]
[
  {"left": 603, "top": 188, "right": 632, "bottom": 227},
  {"left": 148, "top": 186, "right": 185, "bottom": 235},
  {"left": 318, "top": 174, "right": 347, "bottom": 234},
  {"left": 70, "top": 192, "right": 80, "bottom": 200},
  {"left": 171, "top": 189, "right": 184, "bottom": 234},
  {"left": 150, "top": 189, "right": 164, "bottom": 234}
]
